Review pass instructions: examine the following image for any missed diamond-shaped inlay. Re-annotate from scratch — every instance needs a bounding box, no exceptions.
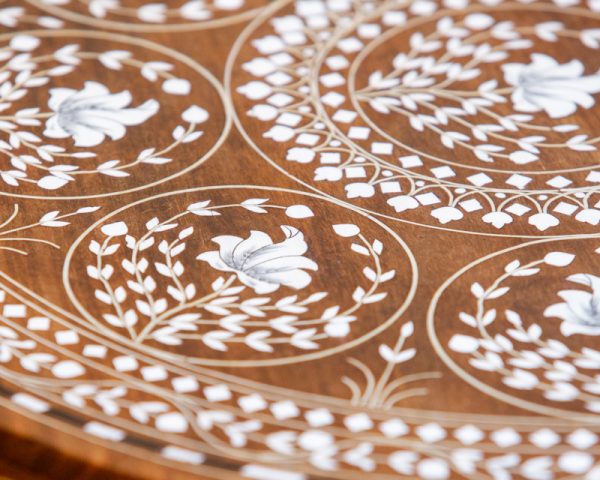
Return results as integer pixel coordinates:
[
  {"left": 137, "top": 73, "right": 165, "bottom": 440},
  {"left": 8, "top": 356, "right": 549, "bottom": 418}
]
[
  {"left": 529, "top": 429, "right": 561, "bottom": 449},
  {"left": 379, "top": 419, "right": 409, "bottom": 438},
  {"left": 344, "top": 413, "right": 373, "bottom": 432},
  {"left": 491, "top": 428, "right": 522, "bottom": 448},
  {"left": 416, "top": 423, "right": 446, "bottom": 443},
  {"left": 454, "top": 425, "right": 484, "bottom": 445},
  {"left": 567, "top": 429, "right": 598, "bottom": 449},
  {"left": 305, "top": 408, "right": 334, "bottom": 428},
  {"left": 238, "top": 394, "right": 267, "bottom": 413}
]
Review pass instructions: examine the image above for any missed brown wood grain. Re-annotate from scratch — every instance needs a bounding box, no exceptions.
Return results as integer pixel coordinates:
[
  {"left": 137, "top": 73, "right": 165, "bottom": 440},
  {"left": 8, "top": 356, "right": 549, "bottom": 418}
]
[{"left": 0, "top": 0, "right": 598, "bottom": 479}]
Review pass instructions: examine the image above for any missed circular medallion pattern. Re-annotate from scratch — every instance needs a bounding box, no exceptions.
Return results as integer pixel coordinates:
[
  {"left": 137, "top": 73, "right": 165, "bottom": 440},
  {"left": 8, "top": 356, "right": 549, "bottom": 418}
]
[
  {"left": 429, "top": 235, "right": 600, "bottom": 420},
  {"left": 1, "top": 187, "right": 597, "bottom": 478},
  {"left": 0, "top": 30, "right": 228, "bottom": 199},
  {"left": 64, "top": 186, "right": 416, "bottom": 366},
  {"left": 27, "top": 0, "right": 268, "bottom": 32},
  {"left": 228, "top": 0, "right": 600, "bottom": 237},
  {"left": 2, "top": 1, "right": 600, "bottom": 479}
]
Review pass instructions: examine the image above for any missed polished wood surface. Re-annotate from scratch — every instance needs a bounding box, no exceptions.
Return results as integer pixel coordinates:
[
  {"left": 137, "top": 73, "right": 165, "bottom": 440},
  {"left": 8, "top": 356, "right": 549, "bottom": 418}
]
[{"left": 0, "top": 0, "right": 599, "bottom": 478}]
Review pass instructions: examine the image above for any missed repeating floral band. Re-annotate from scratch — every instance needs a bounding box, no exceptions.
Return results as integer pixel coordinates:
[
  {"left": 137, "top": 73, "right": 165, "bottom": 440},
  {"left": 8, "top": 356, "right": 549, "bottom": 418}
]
[
  {"left": 0, "top": 1, "right": 599, "bottom": 479},
  {"left": 229, "top": 0, "right": 600, "bottom": 236}
]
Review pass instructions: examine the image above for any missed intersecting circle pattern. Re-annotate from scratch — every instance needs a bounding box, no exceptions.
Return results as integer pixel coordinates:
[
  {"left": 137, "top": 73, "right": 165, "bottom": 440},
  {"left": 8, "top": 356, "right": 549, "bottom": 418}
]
[
  {"left": 228, "top": 0, "right": 600, "bottom": 237},
  {"left": 0, "top": 0, "right": 599, "bottom": 479}
]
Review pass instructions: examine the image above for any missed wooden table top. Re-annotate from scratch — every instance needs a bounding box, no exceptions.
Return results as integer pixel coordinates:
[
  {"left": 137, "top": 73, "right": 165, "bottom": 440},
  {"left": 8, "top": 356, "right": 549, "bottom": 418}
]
[{"left": 0, "top": 0, "right": 599, "bottom": 478}]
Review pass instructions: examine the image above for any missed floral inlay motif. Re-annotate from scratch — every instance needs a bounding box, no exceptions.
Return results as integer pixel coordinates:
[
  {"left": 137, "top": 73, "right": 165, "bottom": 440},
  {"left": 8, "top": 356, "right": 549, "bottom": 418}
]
[
  {"left": 503, "top": 54, "right": 600, "bottom": 119},
  {"left": 197, "top": 226, "right": 318, "bottom": 294},
  {"left": 545, "top": 273, "right": 600, "bottom": 336},
  {"left": 44, "top": 81, "right": 159, "bottom": 147}
]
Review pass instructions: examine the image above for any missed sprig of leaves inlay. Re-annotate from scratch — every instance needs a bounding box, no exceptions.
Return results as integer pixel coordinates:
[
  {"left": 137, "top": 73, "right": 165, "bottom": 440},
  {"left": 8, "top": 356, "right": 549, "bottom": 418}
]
[
  {"left": 232, "top": 0, "right": 600, "bottom": 233},
  {"left": 87, "top": 199, "right": 393, "bottom": 354},
  {"left": 0, "top": 203, "right": 99, "bottom": 255},
  {"left": 0, "top": 35, "right": 207, "bottom": 191},
  {"left": 0, "top": 279, "right": 598, "bottom": 478},
  {"left": 76, "top": 0, "right": 245, "bottom": 22},
  {"left": 0, "top": 6, "right": 65, "bottom": 30},
  {"left": 449, "top": 250, "right": 600, "bottom": 413},
  {"left": 342, "top": 321, "right": 441, "bottom": 409},
  {"left": 358, "top": 20, "right": 600, "bottom": 162}
]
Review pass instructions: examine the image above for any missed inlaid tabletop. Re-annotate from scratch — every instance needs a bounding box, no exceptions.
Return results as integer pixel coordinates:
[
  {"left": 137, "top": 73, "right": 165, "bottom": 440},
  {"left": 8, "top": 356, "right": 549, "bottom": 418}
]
[{"left": 0, "top": 1, "right": 599, "bottom": 478}]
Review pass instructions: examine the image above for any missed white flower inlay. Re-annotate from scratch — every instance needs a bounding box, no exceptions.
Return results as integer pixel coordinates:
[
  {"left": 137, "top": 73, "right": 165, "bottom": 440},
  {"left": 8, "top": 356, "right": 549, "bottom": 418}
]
[
  {"left": 197, "top": 225, "right": 318, "bottom": 294},
  {"left": 44, "top": 81, "right": 159, "bottom": 147},
  {"left": 544, "top": 273, "right": 600, "bottom": 336},
  {"left": 503, "top": 54, "right": 600, "bottom": 119}
]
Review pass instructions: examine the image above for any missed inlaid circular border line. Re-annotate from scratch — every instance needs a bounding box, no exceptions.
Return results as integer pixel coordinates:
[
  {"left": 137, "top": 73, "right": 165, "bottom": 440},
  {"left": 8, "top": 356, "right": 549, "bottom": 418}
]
[
  {"left": 427, "top": 233, "right": 600, "bottom": 423},
  {"left": 224, "top": 0, "right": 600, "bottom": 239},
  {"left": 62, "top": 184, "right": 419, "bottom": 367},
  {"left": 0, "top": 29, "right": 231, "bottom": 201},
  {"left": 3, "top": 258, "right": 599, "bottom": 427},
  {"left": 346, "top": 3, "right": 600, "bottom": 177}
]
